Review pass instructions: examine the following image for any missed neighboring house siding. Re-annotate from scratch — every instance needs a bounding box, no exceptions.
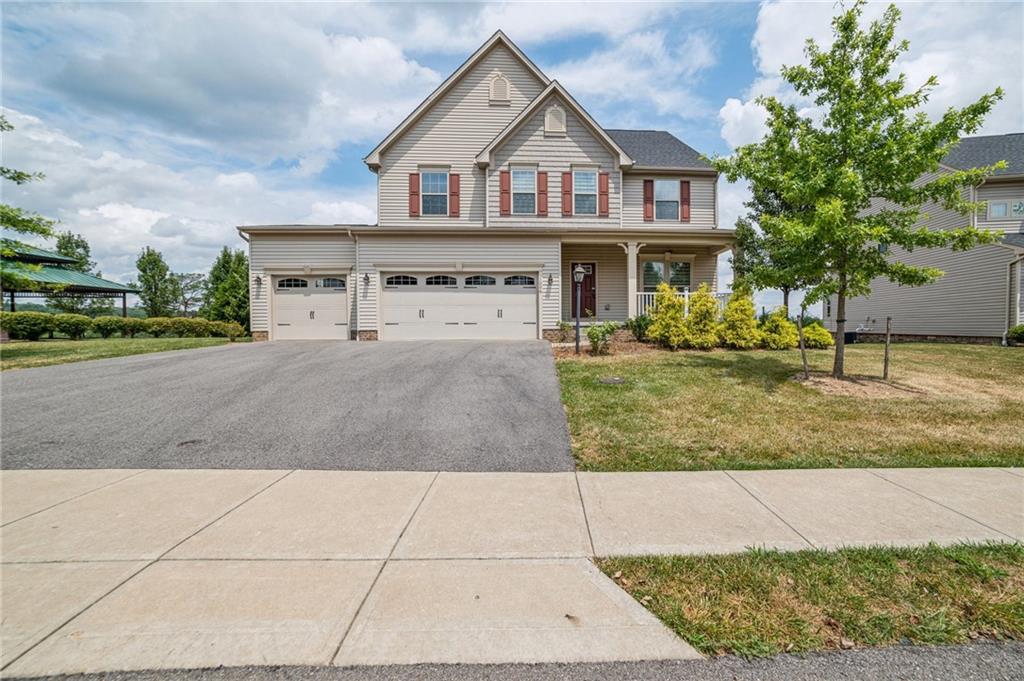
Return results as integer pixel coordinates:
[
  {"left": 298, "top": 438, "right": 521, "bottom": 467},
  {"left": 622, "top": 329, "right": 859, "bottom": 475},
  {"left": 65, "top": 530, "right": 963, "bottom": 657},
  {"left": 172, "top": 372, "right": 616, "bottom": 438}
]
[
  {"left": 376, "top": 44, "right": 545, "bottom": 229},
  {"left": 248, "top": 234, "right": 356, "bottom": 332},
  {"left": 978, "top": 180, "right": 1024, "bottom": 233},
  {"left": 488, "top": 94, "right": 620, "bottom": 227},
  {"left": 356, "top": 234, "right": 561, "bottom": 332},
  {"left": 621, "top": 173, "right": 717, "bottom": 229}
]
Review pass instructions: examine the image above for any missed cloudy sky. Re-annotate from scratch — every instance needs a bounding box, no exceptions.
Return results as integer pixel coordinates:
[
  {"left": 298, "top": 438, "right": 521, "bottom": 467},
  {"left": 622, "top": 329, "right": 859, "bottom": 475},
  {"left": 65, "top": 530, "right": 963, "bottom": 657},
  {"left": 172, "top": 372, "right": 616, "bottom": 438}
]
[{"left": 3, "top": 1, "right": 1021, "bottom": 309}]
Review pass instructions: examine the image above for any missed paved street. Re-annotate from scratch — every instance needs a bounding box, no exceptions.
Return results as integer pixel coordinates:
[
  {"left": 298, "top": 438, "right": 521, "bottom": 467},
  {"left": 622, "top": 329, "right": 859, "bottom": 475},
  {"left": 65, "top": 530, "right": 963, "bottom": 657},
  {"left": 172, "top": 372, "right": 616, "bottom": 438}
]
[
  {"left": 1, "top": 467, "right": 1021, "bottom": 676},
  {"left": 0, "top": 341, "right": 573, "bottom": 472}
]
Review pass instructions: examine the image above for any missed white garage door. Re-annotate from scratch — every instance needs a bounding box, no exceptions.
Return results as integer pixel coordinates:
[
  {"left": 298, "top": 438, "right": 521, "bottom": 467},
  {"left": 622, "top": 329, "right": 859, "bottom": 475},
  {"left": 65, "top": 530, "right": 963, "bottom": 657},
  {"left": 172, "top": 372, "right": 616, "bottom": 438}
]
[
  {"left": 272, "top": 275, "right": 349, "bottom": 340},
  {"left": 381, "top": 272, "right": 538, "bottom": 340}
]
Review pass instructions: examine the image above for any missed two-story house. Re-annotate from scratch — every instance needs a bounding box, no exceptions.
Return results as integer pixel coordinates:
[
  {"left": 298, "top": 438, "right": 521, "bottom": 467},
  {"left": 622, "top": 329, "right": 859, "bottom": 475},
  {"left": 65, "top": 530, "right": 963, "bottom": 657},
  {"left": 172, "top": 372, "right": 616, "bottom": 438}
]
[
  {"left": 823, "top": 133, "right": 1024, "bottom": 344},
  {"left": 239, "top": 31, "right": 733, "bottom": 341}
]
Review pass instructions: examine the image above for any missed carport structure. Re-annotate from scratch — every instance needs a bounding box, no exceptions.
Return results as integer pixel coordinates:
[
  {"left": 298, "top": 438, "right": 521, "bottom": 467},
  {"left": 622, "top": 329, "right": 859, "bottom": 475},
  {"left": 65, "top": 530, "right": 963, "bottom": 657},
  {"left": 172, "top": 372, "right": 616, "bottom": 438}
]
[{"left": 1, "top": 241, "right": 138, "bottom": 315}]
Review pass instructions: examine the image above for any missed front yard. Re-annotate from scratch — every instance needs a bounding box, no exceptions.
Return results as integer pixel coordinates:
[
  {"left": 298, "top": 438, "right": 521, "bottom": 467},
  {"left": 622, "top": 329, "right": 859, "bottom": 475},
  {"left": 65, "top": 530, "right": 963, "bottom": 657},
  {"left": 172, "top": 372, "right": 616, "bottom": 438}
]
[
  {"left": 0, "top": 337, "right": 232, "bottom": 370},
  {"left": 558, "top": 343, "right": 1024, "bottom": 471}
]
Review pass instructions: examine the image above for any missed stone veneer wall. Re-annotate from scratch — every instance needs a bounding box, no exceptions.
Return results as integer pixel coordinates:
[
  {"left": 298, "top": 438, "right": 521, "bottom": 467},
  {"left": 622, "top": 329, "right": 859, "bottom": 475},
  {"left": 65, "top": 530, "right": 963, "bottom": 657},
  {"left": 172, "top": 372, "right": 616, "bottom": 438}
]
[
  {"left": 854, "top": 332, "right": 1002, "bottom": 345},
  {"left": 357, "top": 330, "right": 379, "bottom": 341},
  {"left": 251, "top": 331, "right": 268, "bottom": 342}
]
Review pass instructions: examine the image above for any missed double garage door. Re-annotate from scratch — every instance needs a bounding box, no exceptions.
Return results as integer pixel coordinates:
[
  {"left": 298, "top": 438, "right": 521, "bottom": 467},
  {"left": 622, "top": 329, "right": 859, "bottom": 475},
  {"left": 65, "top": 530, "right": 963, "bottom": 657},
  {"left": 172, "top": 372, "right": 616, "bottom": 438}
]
[
  {"left": 272, "top": 275, "right": 349, "bottom": 340},
  {"left": 381, "top": 272, "right": 538, "bottom": 340}
]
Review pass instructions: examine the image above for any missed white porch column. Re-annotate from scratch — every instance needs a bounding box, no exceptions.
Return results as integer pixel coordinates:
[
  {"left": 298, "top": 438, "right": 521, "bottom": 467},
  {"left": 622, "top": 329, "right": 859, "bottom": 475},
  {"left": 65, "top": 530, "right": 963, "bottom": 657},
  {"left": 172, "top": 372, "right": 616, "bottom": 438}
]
[{"left": 620, "top": 241, "right": 642, "bottom": 319}]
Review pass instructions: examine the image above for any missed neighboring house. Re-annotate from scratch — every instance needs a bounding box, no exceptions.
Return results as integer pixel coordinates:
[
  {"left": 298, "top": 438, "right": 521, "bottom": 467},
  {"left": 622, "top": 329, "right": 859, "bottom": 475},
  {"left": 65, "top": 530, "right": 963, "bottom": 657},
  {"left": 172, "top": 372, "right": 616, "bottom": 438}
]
[
  {"left": 239, "top": 31, "right": 732, "bottom": 341},
  {"left": 823, "top": 133, "right": 1024, "bottom": 344}
]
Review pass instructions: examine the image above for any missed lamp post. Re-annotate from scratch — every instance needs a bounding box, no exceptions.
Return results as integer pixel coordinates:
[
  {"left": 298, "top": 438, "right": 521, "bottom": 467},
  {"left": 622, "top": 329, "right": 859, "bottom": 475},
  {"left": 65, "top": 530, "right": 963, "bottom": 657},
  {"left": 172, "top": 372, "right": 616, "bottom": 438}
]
[{"left": 573, "top": 264, "right": 585, "bottom": 355}]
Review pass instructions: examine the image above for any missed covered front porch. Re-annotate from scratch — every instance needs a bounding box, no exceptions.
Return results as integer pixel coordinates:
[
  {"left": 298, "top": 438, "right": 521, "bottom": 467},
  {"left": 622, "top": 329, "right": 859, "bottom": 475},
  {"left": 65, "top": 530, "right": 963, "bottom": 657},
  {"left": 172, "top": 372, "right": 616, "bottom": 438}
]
[{"left": 559, "top": 236, "right": 733, "bottom": 323}]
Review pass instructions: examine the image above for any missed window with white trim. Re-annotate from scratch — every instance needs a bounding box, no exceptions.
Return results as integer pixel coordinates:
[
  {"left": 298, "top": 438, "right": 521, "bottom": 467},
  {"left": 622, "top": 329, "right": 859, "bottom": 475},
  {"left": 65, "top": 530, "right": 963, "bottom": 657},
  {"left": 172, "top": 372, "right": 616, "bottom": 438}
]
[
  {"left": 988, "top": 201, "right": 1009, "bottom": 219},
  {"left": 316, "top": 277, "right": 346, "bottom": 289},
  {"left": 511, "top": 168, "right": 536, "bottom": 214},
  {"left": 385, "top": 275, "right": 418, "bottom": 287},
  {"left": 426, "top": 275, "right": 457, "bottom": 286},
  {"left": 573, "top": 170, "right": 597, "bottom": 215},
  {"left": 504, "top": 275, "right": 536, "bottom": 286},
  {"left": 640, "top": 257, "right": 691, "bottom": 293},
  {"left": 421, "top": 171, "right": 448, "bottom": 216},
  {"left": 654, "top": 180, "right": 679, "bottom": 220},
  {"left": 277, "top": 277, "right": 308, "bottom": 289},
  {"left": 465, "top": 275, "right": 496, "bottom": 286}
]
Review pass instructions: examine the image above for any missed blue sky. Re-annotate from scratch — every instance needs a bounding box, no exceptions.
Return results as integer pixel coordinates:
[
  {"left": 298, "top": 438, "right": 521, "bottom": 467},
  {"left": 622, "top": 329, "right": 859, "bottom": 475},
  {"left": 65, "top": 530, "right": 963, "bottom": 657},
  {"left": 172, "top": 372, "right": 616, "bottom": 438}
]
[{"left": 3, "top": 2, "right": 1021, "bottom": 311}]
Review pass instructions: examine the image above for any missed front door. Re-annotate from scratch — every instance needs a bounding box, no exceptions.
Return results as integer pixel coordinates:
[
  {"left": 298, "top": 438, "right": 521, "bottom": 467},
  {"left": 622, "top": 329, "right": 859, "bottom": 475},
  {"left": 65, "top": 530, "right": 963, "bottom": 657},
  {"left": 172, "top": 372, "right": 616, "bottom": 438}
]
[{"left": 570, "top": 262, "right": 597, "bottom": 318}]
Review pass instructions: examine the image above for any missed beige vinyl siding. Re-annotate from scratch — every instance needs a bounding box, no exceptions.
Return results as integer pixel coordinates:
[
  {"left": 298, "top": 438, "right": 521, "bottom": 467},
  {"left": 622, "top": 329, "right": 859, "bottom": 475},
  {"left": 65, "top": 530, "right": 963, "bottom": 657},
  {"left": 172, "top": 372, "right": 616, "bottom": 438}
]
[
  {"left": 622, "top": 173, "right": 716, "bottom": 229},
  {"left": 248, "top": 234, "right": 356, "bottom": 332},
  {"left": 560, "top": 244, "right": 719, "bottom": 322},
  {"left": 356, "top": 234, "right": 561, "bottom": 332},
  {"left": 488, "top": 93, "right": 620, "bottom": 227},
  {"left": 978, "top": 180, "right": 1024, "bottom": 233},
  {"left": 377, "top": 44, "right": 545, "bottom": 229}
]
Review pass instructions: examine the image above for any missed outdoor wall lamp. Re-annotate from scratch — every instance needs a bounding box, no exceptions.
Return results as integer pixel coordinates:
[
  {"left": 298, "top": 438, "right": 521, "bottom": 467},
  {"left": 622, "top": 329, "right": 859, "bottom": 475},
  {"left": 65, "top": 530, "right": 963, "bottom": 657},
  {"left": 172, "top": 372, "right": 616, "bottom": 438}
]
[
  {"left": 573, "top": 264, "right": 586, "bottom": 355},
  {"left": 363, "top": 273, "right": 370, "bottom": 285},
  {"left": 547, "top": 274, "right": 553, "bottom": 286},
  {"left": 254, "top": 275, "right": 262, "bottom": 286}
]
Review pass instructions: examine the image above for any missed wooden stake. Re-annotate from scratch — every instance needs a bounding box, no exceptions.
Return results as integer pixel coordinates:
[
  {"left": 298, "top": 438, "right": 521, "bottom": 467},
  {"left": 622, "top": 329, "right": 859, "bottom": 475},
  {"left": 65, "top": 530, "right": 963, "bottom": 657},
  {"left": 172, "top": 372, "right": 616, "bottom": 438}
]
[
  {"left": 797, "top": 311, "right": 810, "bottom": 380},
  {"left": 883, "top": 316, "right": 892, "bottom": 380}
]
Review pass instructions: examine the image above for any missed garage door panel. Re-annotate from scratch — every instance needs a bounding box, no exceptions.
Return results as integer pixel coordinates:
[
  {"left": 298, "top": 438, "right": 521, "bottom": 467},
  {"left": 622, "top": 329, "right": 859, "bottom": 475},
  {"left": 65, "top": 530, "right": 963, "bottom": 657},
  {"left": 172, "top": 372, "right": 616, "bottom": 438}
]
[{"left": 272, "top": 276, "right": 349, "bottom": 340}]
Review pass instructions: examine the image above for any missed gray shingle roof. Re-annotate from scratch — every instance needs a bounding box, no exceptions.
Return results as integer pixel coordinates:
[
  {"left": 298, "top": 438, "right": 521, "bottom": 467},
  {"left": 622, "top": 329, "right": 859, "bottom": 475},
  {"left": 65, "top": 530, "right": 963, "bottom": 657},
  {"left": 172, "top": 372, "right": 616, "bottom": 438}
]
[
  {"left": 943, "top": 133, "right": 1024, "bottom": 176},
  {"left": 1002, "top": 233, "right": 1024, "bottom": 250},
  {"left": 605, "top": 129, "right": 713, "bottom": 170}
]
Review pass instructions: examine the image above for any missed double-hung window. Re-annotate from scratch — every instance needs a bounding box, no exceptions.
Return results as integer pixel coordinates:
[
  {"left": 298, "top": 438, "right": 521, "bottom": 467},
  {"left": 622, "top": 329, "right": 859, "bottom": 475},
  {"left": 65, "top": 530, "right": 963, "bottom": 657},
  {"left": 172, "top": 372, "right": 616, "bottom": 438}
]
[
  {"left": 573, "top": 169, "right": 597, "bottom": 215},
  {"left": 988, "top": 201, "right": 1009, "bottom": 219},
  {"left": 654, "top": 180, "right": 679, "bottom": 220},
  {"left": 421, "top": 171, "right": 448, "bottom": 216},
  {"left": 511, "top": 168, "right": 536, "bottom": 215},
  {"left": 641, "top": 257, "right": 692, "bottom": 293}
]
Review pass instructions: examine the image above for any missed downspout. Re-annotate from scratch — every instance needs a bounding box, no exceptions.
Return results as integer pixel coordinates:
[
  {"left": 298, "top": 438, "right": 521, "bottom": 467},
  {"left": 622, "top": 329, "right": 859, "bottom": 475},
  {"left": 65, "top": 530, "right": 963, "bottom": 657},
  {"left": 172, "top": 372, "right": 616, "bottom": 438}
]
[
  {"left": 618, "top": 168, "right": 624, "bottom": 229},
  {"left": 484, "top": 163, "right": 489, "bottom": 228},
  {"left": 349, "top": 229, "right": 359, "bottom": 341}
]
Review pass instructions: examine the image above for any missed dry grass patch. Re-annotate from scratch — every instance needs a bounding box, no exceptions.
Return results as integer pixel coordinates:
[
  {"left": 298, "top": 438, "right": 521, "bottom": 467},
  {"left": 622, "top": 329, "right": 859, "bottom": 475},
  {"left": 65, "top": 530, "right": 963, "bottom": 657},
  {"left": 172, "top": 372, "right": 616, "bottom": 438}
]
[{"left": 599, "top": 543, "right": 1024, "bottom": 657}]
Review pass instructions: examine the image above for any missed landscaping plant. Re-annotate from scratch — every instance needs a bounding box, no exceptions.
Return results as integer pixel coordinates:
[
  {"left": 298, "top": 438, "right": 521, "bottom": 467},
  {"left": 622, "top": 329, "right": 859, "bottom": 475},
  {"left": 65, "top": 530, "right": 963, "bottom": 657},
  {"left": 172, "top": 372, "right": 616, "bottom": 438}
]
[
  {"left": 679, "top": 283, "right": 720, "bottom": 350},
  {"left": 143, "top": 316, "right": 174, "bottom": 338},
  {"left": 212, "top": 320, "right": 245, "bottom": 341},
  {"left": 122, "top": 317, "right": 147, "bottom": 338},
  {"left": 52, "top": 313, "right": 92, "bottom": 340},
  {"left": 586, "top": 321, "right": 619, "bottom": 355},
  {"left": 624, "top": 314, "right": 652, "bottom": 342},
  {"left": 719, "top": 288, "right": 761, "bottom": 350},
  {"left": 802, "top": 322, "right": 836, "bottom": 349},
  {"left": 647, "top": 282, "right": 687, "bottom": 349},
  {"left": 760, "top": 307, "right": 799, "bottom": 350},
  {"left": 1007, "top": 324, "right": 1024, "bottom": 346},
  {"left": 0, "top": 311, "right": 54, "bottom": 340},
  {"left": 90, "top": 315, "right": 126, "bottom": 339}
]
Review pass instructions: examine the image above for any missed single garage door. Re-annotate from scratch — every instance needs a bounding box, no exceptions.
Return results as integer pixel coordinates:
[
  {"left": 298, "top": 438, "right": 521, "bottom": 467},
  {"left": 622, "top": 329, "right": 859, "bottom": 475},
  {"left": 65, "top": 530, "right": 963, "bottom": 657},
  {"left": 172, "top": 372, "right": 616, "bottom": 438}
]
[
  {"left": 272, "top": 275, "right": 349, "bottom": 340},
  {"left": 381, "top": 272, "right": 538, "bottom": 340}
]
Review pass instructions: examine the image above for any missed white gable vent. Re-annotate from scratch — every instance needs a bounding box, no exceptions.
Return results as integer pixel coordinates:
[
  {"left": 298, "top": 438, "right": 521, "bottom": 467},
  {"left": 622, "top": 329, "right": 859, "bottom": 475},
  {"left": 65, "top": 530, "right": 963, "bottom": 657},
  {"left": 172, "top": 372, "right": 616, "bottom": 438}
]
[
  {"left": 489, "top": 73, "right": 510, "bottom": 104},
  {"left": 545, "top": 104, "right": 566, "bottom": 135}
]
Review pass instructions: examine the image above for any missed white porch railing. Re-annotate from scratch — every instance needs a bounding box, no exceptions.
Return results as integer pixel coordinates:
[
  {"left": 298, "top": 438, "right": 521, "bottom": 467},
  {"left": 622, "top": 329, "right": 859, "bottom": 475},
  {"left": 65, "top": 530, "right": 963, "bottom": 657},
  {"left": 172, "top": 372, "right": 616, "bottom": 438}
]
[{"left": 636, "top": 289, "right": 732, "bottom": 316}]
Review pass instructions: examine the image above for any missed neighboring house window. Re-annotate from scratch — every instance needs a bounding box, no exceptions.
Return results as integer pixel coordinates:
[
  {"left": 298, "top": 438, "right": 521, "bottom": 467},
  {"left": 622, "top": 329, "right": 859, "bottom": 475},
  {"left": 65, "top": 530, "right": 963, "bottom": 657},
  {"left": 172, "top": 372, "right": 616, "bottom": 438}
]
[
  {"left": 385, "top": 275, "right": 418, "bottom": 287},
  {"left": 641, "top": 258, "right": 691, "bottom": 293},
  {"left": 573, "top": 170, "right": 598, "bottom": 215},
  {"left": 316, "top": 277, "right": 346, "bottom": 289},
  {"left": 426, "top": 275, "right": 457, "bottom": 286},
  {"left": 489, "top": 73, "right": 510, "bottom": 104},
  {"left": 277, "top": 278, "right": 308, "bottom": 289},
  {"left": 504, "top": 275, "right": 536, "bottom": 286},
  {"left": 988, "top": 201, "right": 1009, "bottom": 219},
  {"left": 825, "top": 299, "right": 832, "bottom": 318},
  {"left": 512, "top": 168, "right": 536, "bottom": 214},
  {"left": 465, "top": 275, "right": 496, "bottom": 286},
  {"left": 877, "top": 243, "right": 889, "bottom": 254},
  {"left": 421, "top": 171, "right": 448, "bottom": 215},
  {"left": 654, "top": 180, "right": 679, "bottom": 220},
  {"left": 545, "top": 105, "right": 566, "bottom": 135}
]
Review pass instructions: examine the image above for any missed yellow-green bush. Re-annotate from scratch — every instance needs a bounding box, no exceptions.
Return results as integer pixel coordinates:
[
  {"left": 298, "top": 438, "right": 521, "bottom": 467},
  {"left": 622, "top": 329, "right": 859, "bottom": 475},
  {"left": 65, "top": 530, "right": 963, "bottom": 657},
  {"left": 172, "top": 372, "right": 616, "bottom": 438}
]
[
  {"left": 719, "top": 289, "right": 761, "bottom": 349},
  {"left": 53, "top": 313, "right": 92, "bottom": 340},
  {"left": 647, "top": 282, "right": 687, "bottom": 349},
  {"left": 91, "top": 316, "right": 126, "bottom": 339},
  {"left": 211, "top": 320, "right": 245, "bottom": 340},
  {"left": 122, "top": 317, "right": 147, "bottom": 338},
  {"left": 0, "top": 311, "right": 54, "bottom": 341},
  {"left": 680, "top": 283, "right": 720, "bottom": 350},
  {"left": 586, "top": 321, "right": 619, "bottom": 355},
  {"left": 143, "top": 317, "right": 174, "bottom": 338},
  {"left": 801, "top": 322, "right": 835, "bottom": 349},
  {"left": 760, "top": 307, "right": 799, "bottom": 350}
]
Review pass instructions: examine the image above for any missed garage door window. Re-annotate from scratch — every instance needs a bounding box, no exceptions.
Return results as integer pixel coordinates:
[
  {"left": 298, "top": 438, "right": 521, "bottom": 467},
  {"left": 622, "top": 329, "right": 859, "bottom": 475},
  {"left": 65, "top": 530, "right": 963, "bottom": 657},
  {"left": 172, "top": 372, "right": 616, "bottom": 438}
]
[
  {"left": 316, "top": 277, "right": 346, "bottom": 289},
  {"left": 465, "top": 275, "right": 496, "bottom": 286},
  {"left": 426, "top": 275, "right": 457, "bottom": 286},
  {"left": 504, "top": 275, "right": 535, "bottom": 286},
  {"left": 385, "top": 275, "right": 418, "bottom": 287},
  {"left": 277, "top": 278, "right": 308, "bottom": 289}
]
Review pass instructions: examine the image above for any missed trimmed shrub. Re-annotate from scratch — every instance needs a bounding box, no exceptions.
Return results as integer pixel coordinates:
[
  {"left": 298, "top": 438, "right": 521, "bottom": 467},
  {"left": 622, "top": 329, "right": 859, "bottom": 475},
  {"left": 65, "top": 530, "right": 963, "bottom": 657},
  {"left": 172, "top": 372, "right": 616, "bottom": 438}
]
[
  {"left": 144, "top": 317, "right": 174, "bottom": 338},
  {"left": 0, "top": 311, "right": 55, "bottom": 341},
  {"left": 624, "top": 314, "right": 652, "bottom": 342},
  {"left": 801, "top": 322, "right": 835, "bottom": 349},
  {"left": 170, "top": 317, "right": 213, "bottom": 338},
  {"left": 647, "top": 282, "right": 687, "bottom": 349},
  {"left": 211, "top": 320, "right": 245, "bottom": 340},
  {"left": 760, "top": 306, "right": 799, "bottom": 350},
  {"left": 586, "top": 321, "right": 619, "bottom": 355},
  {"left": 719, "top": 289, "right": 761, "bottom": 350},
  {"left": 91, "top": 316, "right": 126, "bottom": 339},
  {"left": 679, "top": 283, "right": 720, "bottom": 350},
  {"left": 53, "top": 313, "right": 92, "bottom": 340},
  {"left": 1008, "top": 324, "right": 1024, "bottom": 345},
  {"left": 122, "top": 317, "right": 147, "bottom": 338}
]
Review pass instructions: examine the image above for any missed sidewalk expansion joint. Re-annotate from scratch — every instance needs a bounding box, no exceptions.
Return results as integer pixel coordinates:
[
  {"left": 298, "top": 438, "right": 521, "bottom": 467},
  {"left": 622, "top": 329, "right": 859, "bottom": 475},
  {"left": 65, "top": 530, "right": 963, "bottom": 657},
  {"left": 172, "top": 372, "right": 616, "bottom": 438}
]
[
  {"left": 574, "top": 471, "right": 597, "bottom": 557},
  {"left": 723, "top": 471, "right": 816, "bottom": 550},
  {"left": 0, "top": 469, "right": 149, "bottom": 528}
]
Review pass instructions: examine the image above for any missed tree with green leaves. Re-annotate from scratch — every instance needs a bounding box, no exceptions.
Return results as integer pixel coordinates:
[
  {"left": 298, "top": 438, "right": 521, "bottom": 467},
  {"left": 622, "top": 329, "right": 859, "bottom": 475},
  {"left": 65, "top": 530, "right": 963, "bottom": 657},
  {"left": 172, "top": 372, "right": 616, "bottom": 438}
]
[
  {"left": 133, "top": 247, "right": 178, "bottom": 317},
  {"left": 713, "top": 1, "right": 1003, "bottom": 377},
  {"left": 1, "top": 114, "right": 55, "bottom": 289},
  {"left": 46, "top": 231, "right": 115, "bottom": 316},
  {"left": 204, "top": 248, "right": 249, "bottom": 328},
  {"left": 173, "top": 272, "right": 207, "bottom": 316}
]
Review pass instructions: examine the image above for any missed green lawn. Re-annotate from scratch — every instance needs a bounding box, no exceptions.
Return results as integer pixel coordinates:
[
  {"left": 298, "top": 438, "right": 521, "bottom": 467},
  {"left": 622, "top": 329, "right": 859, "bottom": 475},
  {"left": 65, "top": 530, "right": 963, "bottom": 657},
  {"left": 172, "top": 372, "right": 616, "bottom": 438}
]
[
  {"left": 0, "top": 337, "right": 233, "bottom": 370},
  {"left": 557, "top": 343, "right": 1024, "bottom": 471},
  {"left": 600, "top": 543, "right": 1024, "bottom": 657}
]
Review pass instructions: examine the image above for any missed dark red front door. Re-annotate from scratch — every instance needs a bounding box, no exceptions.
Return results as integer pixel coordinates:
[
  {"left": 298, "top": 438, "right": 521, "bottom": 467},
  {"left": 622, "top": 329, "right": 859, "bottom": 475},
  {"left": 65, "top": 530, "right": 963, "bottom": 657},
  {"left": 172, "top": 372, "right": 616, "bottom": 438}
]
[{"left": 570, "top": 262, "right": 597, "bottom": 318}]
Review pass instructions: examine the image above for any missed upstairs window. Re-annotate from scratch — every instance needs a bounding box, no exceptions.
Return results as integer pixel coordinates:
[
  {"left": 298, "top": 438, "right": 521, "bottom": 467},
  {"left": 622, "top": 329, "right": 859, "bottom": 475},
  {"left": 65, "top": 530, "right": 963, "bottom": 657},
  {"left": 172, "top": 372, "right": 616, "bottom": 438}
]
[
  {"left": 512, "top": 168, "right": 536, "bottom": 214},
  {"left": 573, "top": 170, "right": 597, "bottom": 215},
  {"left": 489, "top": 73, "right": 510, "bottom": 104},
  {"left": 988, "top": 201, "right": 1009, "bottom": 219},
  {"left": 421, "top": 171, "right": 448, "bottom": 216},
  {"left": 545, "top": 105, "right": 566, "bottom": 135},
  {"left": 654, "top": 180, "right": 679, "bottom": 220}
]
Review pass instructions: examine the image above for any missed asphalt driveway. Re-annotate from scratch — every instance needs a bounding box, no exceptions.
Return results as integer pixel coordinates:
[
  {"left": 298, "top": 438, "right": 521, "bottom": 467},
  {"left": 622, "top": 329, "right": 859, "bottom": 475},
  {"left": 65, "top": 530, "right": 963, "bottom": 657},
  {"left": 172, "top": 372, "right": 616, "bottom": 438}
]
[{"left": 0, "top": 341, "right": 573, "bottom": 472}]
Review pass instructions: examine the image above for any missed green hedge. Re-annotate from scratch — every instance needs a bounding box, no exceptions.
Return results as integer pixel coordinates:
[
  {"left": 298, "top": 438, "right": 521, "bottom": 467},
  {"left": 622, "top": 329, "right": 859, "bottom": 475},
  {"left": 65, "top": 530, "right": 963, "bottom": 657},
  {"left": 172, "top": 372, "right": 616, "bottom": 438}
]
[
  {"left": 0, "top": 311, "right": 55, "bottom": 341},
  {"left": 0, "top": 311, "right": 247, "bottom": 341}
]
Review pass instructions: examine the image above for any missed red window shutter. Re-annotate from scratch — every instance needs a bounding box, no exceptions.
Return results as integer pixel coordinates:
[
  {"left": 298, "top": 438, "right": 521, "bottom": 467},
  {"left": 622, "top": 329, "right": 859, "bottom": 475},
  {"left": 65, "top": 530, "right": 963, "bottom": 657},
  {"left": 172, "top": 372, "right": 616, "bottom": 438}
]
[
  {"left": 680, "top": 180, "right": 691, "bottom": 222},
  {"left": 598, "top": 172, "right": 610, "bottom": 217},
  {"left": 537, "top": 171, "right": 548, "bottom": 216},
  {"left": 409, "top": 173, "right": 420, "bottom": 217},
  {"left": 561, "top": 172, "right": 573, "bottom": 216},
  {"left": 643, "top": 179, "right": 654, "bottom": 221},
  {"left": 449, "top": 173, "right": 460, "bottom": 217},
  {"left": 499, "top": 170, "right": 511, "bottom": 216}
]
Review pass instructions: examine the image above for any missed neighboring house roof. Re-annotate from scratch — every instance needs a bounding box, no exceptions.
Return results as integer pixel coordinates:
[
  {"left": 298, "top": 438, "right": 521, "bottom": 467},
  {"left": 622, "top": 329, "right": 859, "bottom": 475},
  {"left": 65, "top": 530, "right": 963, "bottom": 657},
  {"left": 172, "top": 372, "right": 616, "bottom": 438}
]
[
  {"left": 363, "top": 30, "right": 549, "bottom": 168},
  {"left": 943, "top": 133, "right": 1024, "bottom": 177},
  {"left": 605, "top": 130, "right": 714, "bottom": 171},
  {"left": 1002, "top": 233, "right": 1024, "bottom": 250},
  {"left": 1, "top": 240, "right": 78, "bottom": 265},
  {"left": 475, "top": 81, "right": 633, "bottom": 168}
]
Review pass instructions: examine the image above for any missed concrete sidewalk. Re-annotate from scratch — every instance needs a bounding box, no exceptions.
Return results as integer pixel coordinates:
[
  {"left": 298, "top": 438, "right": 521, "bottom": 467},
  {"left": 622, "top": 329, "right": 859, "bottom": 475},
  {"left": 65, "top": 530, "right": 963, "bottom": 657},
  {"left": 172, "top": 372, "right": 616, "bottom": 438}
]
[{"left": 1, "top": 468, "right": 1021, "bottom": 676}]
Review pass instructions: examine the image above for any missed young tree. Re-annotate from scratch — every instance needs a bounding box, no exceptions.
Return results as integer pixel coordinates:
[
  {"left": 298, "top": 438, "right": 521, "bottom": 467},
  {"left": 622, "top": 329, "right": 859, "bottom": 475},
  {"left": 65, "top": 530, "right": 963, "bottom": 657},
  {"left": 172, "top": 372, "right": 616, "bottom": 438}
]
[
  {"left": 713, "top": 1, "right": 1002, "bottom": 377},
  {"left": 46, "top": 231, "right": 115, "bottom": 315},
  {"left": 202, "top": 247, "right": 236, "bottom": 315},
  {"left": 205, "top": 249, "right": 249, "bottom": 328},
  {"left": 173, "top": 272, "right": 207, "bottom": 316},
  {"left": 134, "top": 247, "right": 177, "bottom": 317},
  {"left": 1, "top": 114, "right": 55, "bottom": 289}
]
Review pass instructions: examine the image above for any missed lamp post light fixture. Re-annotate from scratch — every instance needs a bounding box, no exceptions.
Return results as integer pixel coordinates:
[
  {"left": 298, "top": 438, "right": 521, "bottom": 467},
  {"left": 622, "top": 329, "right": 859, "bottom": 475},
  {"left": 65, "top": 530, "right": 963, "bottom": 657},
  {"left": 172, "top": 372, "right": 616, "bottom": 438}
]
[{"left": 573, "top": 264, "right": 585, "bottom": 355}]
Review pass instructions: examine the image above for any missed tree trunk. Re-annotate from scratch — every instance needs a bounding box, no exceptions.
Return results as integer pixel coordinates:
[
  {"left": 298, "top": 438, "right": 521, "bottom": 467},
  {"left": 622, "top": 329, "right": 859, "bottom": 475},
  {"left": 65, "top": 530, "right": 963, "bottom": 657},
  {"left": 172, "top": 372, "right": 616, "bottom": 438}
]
[
  {"left": 782, "top": 288, "right": 790, "bottom": 311},
  {"left": 797, "top": 310, "right": 809, "bottom": 379},
  {"left": 832, "top": 291, "right": 846, "bottom": 378}
]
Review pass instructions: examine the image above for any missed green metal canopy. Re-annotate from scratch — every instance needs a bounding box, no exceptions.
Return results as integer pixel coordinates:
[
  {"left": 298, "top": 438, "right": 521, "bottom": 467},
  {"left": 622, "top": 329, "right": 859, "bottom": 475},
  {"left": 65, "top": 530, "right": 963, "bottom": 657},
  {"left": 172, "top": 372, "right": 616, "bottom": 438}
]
[{"left": 9, "top": 264, "right": 138, "bottom": 293}]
